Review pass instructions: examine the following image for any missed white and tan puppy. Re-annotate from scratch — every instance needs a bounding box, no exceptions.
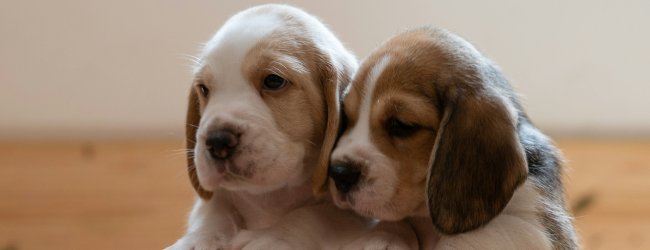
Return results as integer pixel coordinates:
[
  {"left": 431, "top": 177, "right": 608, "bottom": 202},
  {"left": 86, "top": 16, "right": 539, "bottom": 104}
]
[
  {"left": 320, "top": 27, "right": 579, "bottom": 249},
  {"left": 167, "top": 4, "right": 358, "bottom": 249}
]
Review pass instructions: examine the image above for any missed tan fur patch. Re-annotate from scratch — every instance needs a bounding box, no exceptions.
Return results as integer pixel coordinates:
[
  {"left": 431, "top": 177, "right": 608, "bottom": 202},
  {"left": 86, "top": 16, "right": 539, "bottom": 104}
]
[
  {"left": 186, "top": 89, "right": 213, "bottom": 200},
  {"left": 347, "top": 27, "right": 528, "bottom": 233},
  {"left": 241, "top": 31, "right": 327, "bottom": 174}
]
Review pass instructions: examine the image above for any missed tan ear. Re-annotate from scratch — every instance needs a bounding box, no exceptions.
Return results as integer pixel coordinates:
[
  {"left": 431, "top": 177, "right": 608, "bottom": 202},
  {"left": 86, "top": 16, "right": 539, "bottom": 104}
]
[
  {"left": 311, "top": 59, "right": 351, "bottom": 196},
  {"left": 186, "top": 90, "right": 213, "bottom": 200},
  {"left": 426, "top": 85, "right": 527, "bottom": 234}
]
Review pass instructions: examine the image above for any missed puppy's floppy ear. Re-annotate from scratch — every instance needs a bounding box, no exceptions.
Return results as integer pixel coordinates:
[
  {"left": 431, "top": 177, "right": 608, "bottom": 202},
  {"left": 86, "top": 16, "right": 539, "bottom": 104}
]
[
  {"left": 186, "top": 89, "right": 213, "bottom": 200},
  {"left": 426, "top": 83, "right": 527, "bottom": 234},
  {"left": 311, "top": 57, "right": 352, "bottom": 196}
]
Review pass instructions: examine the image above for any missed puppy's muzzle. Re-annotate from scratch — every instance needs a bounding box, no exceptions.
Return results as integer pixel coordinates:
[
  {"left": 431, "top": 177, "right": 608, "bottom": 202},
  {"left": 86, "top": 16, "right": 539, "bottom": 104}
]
[
  {"left": 206, "top": 129, "right": 239, "bottom": 160},
  {"left": 329, "top": 161, "right": 361, "bottom": 194}
]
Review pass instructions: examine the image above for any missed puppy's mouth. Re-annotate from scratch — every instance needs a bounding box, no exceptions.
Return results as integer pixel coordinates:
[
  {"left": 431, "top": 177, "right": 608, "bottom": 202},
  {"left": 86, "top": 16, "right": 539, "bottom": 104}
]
[
  {"left": 330, "top": 180, "right": 402, "bottom": 221},
  {"left": 211, "top": 157, "right": 253, "bottom": 180},
  {"left": 332, "top": 189, "right": 353, "bottom": 209},
  {"left": 332, "top": 190, "right": 382, "bottom": 219},
  {"left": 330, "top": 180, "right": 364, "bottom": 211}
]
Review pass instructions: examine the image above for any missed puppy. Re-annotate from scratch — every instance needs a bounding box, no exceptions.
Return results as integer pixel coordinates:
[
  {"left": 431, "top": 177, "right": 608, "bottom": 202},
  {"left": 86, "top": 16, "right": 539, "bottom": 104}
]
[
  {"left": 167, "top": 4, "right": 357, "bottom": 249},
  {"left": 318, "top": 27, "right": 579, "bottom": 249}
]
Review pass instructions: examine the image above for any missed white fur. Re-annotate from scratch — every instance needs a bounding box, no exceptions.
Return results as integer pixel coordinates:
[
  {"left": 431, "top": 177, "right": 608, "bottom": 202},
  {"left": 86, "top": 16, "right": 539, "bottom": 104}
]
[
  {"left": 195, "top": 9, "right": 282, "bottom": 74},
  {"left": 166, "top": 4, "right": 369, "bottom": 249},
  {"left": 330, "top": 55, "right": 405, "bottom": 219},
  {"left": 193, "top": 6, "right": 306, "bottom": 194},
  {"left": 437, "top": 181, "right": 551, "bottom": 249},
  {"left": 343, "top": 179, "right": 551, "bottom": 250},
  {"left": 330, "top": 140, "right": 400, "bottom": 219},
  {"left": 346, "top": 55, "right": 391, "bottom": 145}
]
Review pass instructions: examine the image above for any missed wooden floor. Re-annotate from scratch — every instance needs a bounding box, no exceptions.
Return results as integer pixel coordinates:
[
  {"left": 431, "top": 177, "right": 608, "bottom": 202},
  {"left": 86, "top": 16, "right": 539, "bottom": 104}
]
[{"left": 0, "top": 139, "right": 649, "bottom": 249}]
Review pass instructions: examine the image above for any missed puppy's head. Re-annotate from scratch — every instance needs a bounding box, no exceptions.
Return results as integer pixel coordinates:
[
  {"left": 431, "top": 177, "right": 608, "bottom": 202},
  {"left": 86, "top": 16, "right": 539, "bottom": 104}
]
[
  {"left": 186, "top": 4, "right": 356, "bottom": 198},
  {"left": 325, "top": 27, "right": 527, "bottom": 234}
]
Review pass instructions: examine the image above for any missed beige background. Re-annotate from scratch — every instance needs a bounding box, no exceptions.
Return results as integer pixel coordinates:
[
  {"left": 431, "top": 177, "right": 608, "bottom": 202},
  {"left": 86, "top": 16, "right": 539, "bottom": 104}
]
[{"left": 2, "top": 0, "right": 649, "bottom": 139}]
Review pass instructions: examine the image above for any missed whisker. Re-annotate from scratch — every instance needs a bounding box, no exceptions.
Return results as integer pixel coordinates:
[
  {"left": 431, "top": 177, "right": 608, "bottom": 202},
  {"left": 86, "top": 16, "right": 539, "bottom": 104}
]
[
  {"left": 164, "top": 148, "right": 195, "bottom": 158},
  {"left": 170, "top": 147, "right": 192, "bottom": 151},
  {"left": 178, "top": 53, "right": 203, "bottom": 66},
  {"left": 168, "top": 148, "right": 194, "bottom": 153}
]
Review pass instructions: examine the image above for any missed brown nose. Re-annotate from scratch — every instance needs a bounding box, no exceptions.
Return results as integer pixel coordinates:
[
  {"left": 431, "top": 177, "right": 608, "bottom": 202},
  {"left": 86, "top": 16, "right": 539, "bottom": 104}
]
[{"left": 206, "top": 129, "right": 239, "bottom": 159}]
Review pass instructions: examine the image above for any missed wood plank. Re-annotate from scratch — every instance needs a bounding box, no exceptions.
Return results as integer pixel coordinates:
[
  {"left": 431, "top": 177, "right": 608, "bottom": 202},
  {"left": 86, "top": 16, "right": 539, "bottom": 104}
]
[
  {"left": 0, "top": 141, "right": 194, "bottom": 250},
  {"left": 561, "top": 139, "right": 650, "bottom": 249},
  {"left": 0, "top": 139, "right": 648, "bottom": 249}
]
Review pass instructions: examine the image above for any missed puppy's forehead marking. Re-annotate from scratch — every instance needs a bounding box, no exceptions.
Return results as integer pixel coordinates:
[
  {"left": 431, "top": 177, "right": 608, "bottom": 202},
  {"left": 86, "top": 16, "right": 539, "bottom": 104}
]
[
  {"left": 197, "top": 10, "right": 284, "bottom": 81},
  {"left": 347, "top": 55, "right": 391, "bottom": 144},
  {"left": 194, "top": 10, "right": 287, "bottom": 129}
]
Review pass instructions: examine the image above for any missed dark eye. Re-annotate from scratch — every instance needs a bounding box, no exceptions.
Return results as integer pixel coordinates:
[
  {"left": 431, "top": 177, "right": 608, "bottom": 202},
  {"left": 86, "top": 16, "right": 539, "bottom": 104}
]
[
  {"left": 263, "top": 74, "right": 287, "bottom": 90},
  {"left": 386, "top": 117, "right": 418, "bottom": 138},
  {"left": 197, "top": 84, "right": 209, "bottom": 98}
]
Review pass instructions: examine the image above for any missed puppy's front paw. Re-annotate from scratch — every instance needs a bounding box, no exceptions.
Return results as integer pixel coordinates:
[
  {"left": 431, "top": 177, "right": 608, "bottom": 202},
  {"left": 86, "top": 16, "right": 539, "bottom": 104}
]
[
  {"left": 165, "top": 232, "right": 228, "bottom": 250},
  {"left": 229, "top": 229, "right": 308, "bottom": 250},
  {"left": 342, "top": 231, "right": 412, "bottom": 250}
]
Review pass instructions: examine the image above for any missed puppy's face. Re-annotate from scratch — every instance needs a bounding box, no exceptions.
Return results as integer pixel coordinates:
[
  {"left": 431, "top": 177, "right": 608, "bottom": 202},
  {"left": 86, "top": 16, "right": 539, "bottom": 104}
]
[
  {"left": 329, "top": 34, "right": 441, "bottom": 220},
  {"left": 187, "top": 5, "right": 354, "bottom": 195},
  {"left": 328, "top": 28, "right": 528, "bottom": 234}
]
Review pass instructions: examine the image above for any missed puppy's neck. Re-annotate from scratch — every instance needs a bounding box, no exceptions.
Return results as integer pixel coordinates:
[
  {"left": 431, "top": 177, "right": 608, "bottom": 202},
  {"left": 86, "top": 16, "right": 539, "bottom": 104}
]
[
  {"left": 230, "top": 180, "right": 317, "bottom": 229},
  {"left": 407, "top": 216, "right": 441, "bottom": 250}
]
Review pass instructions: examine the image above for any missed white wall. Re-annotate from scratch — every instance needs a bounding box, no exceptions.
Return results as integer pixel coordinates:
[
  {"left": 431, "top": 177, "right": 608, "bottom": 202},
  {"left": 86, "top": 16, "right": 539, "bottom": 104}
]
[{"left": 1, "top": 0, "right": 649, "bottom": 139}]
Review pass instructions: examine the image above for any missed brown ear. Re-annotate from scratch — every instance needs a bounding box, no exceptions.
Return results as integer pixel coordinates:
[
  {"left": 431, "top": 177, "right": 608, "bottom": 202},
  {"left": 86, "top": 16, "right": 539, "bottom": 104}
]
[
  {"left": 311, "top": 59, "right": 352, "bottom": 196},
  {"left": 186, "top": 90, "right": 213, "bottom": 200},
  {"left": 426, "top": 85, "right": 527, "bottom": 234}
]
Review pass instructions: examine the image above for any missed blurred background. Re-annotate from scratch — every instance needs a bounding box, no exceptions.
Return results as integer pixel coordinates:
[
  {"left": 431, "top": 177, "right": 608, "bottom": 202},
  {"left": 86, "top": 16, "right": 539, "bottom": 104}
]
[{"left": 1, "top": 0, "right": 648, "bottom": 249}]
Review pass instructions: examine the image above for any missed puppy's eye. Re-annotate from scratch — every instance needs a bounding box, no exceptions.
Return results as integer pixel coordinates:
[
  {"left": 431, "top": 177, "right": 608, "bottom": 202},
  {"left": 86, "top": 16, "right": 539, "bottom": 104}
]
[
  {"left": 263, "top": 74, "right": 287, "bottom": 90},
  {"left": 197, "top": 84, "right": 209, "bottom": 98},
  {"left": 386, "top": 117, "right": 418, "bottom": 138}
]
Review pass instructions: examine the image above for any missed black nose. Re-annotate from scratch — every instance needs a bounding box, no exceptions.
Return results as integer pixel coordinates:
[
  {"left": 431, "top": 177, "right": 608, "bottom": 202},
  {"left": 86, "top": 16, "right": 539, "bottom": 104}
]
[
  {"left": 329, "top": 163, "right": 361, "bottom": 194},
  {"left": 206, "top": 129, "right": 239, "bottom": 159}
]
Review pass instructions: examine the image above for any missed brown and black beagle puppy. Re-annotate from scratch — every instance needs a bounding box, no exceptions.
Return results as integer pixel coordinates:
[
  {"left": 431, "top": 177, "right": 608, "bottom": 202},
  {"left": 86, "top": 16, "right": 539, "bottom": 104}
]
[{"left": 317, "top": 27, "right": 579, "bottom": 249}]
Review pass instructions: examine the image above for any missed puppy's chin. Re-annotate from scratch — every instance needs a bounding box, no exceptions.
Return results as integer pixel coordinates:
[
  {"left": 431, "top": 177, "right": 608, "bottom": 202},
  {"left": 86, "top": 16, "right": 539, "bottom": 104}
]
[
  {"left": 196, "top": 160, "right": 307, "bottom": 194},
  {"left": 219, "top": 179, "right": 289, "bottom": 194},
  {"left": 329, "top": 181, "right": 421, "bottom": 221},
  {"left": 351, "top": 197, "right": 416, "bottom": 222},
  {"left": 194, "top": 142, "right": 309, "bottom": 194}
]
